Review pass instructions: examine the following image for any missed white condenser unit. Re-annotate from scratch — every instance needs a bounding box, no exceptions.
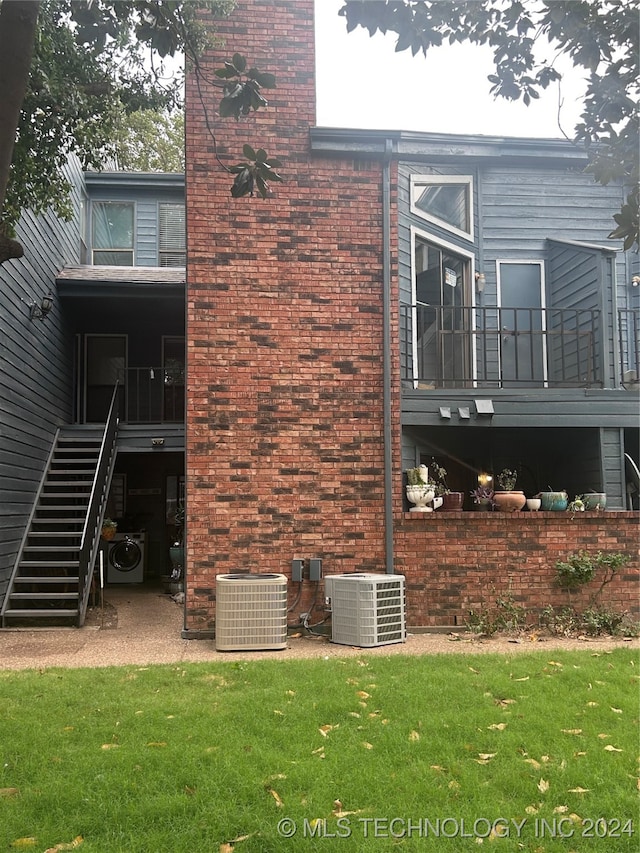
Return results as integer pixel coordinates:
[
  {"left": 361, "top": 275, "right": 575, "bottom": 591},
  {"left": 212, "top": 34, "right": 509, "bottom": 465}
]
[
  {"left": 215, "top": 573, "right": 288, "bottom": 651},
  {"left": 325, "top": 573, "right": 406, "bottom": 647}
]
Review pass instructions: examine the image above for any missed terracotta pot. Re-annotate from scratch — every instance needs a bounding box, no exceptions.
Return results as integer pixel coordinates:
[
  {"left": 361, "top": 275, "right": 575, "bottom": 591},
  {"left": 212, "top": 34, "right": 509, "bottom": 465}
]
[
  {"left": 493, "top": 490, "right": 526, "bottom": 512},
  {"left": 101, "top": 526, "right": 117, "bottom": 541},
  {"left": 439, "top": 492, "right": 464, "bottom": 511}
]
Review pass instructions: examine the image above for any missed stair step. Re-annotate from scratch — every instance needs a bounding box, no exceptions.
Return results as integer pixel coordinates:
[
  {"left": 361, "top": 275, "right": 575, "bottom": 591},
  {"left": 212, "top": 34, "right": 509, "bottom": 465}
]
[
  {"left": 14, "top": 576, "right": 80, "bottom": 584},
  {"left": 29, "top": 530, "right": 82, "bottom": 539},
  {"left": 48, "top": 469, "right": 95, "bottom": 475},
  {"left": 3, "top": 609, "right": 78, "bottom": 618},
  {"left": 20, "top": 560, "right": 80, "bottom": 568},
  {"left": 10, "top": 592, "right": 79, "bottom": 601}
]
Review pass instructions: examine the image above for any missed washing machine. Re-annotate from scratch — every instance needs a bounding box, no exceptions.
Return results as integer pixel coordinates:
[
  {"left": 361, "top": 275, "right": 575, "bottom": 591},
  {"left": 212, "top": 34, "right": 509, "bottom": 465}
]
[{"left": 106, "top": 532, "right": 146, "bottom": 583}]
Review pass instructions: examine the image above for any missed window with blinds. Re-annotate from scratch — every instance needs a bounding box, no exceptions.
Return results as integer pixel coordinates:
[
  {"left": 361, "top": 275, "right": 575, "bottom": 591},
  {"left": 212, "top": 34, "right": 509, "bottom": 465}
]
[{"left": 159, "top": 203, "right": 186, "bottom": 266}]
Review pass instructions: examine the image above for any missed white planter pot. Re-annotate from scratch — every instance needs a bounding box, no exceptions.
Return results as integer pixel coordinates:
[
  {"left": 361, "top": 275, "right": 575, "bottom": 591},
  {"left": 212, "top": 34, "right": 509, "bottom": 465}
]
[{"left": 406, "top": 485, "right": 435, "bottom": 512}]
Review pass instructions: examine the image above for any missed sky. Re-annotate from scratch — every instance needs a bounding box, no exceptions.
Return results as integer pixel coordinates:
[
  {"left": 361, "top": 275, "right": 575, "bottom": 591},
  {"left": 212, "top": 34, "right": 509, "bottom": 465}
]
[{"left": 314, "top": 0, "right": 588, "bottom": 139}]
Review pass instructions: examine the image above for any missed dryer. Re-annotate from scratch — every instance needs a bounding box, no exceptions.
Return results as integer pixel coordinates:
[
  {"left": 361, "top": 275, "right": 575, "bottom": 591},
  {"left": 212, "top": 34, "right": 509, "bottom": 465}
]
[{"left": 106, "top": 532, "right": 146, "bottom": 583}]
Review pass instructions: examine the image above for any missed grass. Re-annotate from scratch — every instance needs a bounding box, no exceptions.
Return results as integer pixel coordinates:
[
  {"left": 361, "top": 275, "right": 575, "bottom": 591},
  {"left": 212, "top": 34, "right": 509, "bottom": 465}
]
[{"left": 0, "top": 648, "right": 638, "bottom": 852}]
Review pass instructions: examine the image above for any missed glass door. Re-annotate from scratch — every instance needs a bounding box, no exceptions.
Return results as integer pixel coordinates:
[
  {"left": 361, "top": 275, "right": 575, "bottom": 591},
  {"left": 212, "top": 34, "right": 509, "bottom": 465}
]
[
  {"left": 413, "top": 238, "right": 471, "bottom": 387},
  {"left": 498, "top": 262, "right": 546, "bottom": 386}
]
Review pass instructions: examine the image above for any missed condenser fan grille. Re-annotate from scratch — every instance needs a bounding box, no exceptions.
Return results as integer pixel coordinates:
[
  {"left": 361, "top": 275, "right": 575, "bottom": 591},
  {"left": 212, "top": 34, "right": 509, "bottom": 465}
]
[{"left": 215, "top": 573, "right": 288, "bottom": 651}]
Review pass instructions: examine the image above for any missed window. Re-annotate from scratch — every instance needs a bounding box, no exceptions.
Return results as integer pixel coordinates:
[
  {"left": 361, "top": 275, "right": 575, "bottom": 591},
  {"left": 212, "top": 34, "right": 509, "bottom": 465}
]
[
  {"left": 410, "top": 175, "right": 473, "bottom": 240},
  {"left": 159, "top": 203, "right": 186, "bottom": 266},
  {"left": 92, "top": 202, "right": 134, "bottom": 265}
]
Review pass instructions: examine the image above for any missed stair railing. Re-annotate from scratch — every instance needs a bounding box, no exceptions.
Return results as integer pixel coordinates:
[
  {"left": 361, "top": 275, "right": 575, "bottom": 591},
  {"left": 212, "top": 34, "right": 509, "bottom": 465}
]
[
  {"left": 77, "top": 383, "right": 120, "bottom": 626},
  {"left": 0, "top": 428, "right": 62, "bottom": 626}
]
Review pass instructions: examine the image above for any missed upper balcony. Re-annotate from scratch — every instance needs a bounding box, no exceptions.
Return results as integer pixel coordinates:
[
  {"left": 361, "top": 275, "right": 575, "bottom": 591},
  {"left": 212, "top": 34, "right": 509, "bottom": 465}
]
[{"left": 400, "top": 305, "right": 639, "bottom": 391}]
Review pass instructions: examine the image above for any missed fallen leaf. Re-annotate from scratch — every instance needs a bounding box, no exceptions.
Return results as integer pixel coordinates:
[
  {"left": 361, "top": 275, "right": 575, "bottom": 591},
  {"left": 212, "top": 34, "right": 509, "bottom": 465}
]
[
  {"left": 285, "top": 690, "right": 295, "bottom": 697},
  {"left": 348, "top": 712, "right": 360, "bottom": 718},
  {"left": 610, "top": 707, "right": 623, "bottom": 714},
  {"left": 146, "top": 742, "right": 167, "bottom": 748},
  {"left": 537, "top": 778, "right": 550, "bottom": 793},
  {"left": 430, "top": 765, "right": 445, "bottom": 772},
  {"left": 356, "top": 691, "right": 370, "bottom": 699},
  {"left": 525, "top": 805, "right": 539, "bottom": 815},
  {"left": 524, "top": 758, "right": 541, "bottom": 769},
  {"left": 319, "top": 724, "right": 337, "bottom": 737},
  {"left": 273, "top": 710, "right": 284, "bottom": 716},
  {"left": 0, "top": 788, "right": 19, "bottom": 798},
  {"left": 311, "top": 747, "right": 325, "bottom": 755},
  {"left": 409, "top": 730, "right": 420, "bottom": 741},
  {"left": 548, "top": 661, "right": 563, "bottom": 667},
  {"left": 488, "top": 723, "right": 507, "bottom": 731},
  {"left": 469, "top": 667, "right": 480, "bottom": 674},
  {"left": 267, "top": 787, "right": 283, "bottom": 808},
  {"left": 554, "top": 805, "right": 568, "bottom": 814},
  {"left": 586, "top": 702, "right": 598, "bottom": 707},
  {"left": 561, "top": 729, "right": 582, "bottom": 735},
  {"left": 604, "top": 745, "right": 623, "bottom": 752},
  {"left": 513, "top": 676, "right": 530, "bottom": 682},
  {"left": 478, "top": 753, "right": 496, "bottom": 761},
  {"left": 597, "top": 733, "right": 610, "bottom": 739},
  {"left": 10, "top": 840, "right": 37, "bottom": 849},
  {"left": 448, "top": 780, "right": 460, "bottom": 790},
  {"left": 219, "top": 845, "right": 234, "bottom": 853},
  {"left": 269, "top": 773, "right": 287, "bottom": 781},
  {"left": 44, "top": 837, "right": 83, "bottom": 852},
  {"left": 568, "top": 787, "right": 590, "bottom": 794},
  {"left": 362, "top": 741, "right": 374, "bottom": 750},
  {"left": 100, "top": 743, "right": 119, "bottom": 750}
]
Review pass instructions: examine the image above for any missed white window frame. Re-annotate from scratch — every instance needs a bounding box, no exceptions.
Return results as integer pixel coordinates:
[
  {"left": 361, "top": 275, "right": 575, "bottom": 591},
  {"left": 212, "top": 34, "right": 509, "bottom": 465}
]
[
  {"left": 410, "top": 174, "right": 474, "bottom": 242},
  {"left": 410, "top": 227, "right": 477, "bottom": 387},
  {"left": 496, "top": 259, "right": 548, "bottom": 386}
]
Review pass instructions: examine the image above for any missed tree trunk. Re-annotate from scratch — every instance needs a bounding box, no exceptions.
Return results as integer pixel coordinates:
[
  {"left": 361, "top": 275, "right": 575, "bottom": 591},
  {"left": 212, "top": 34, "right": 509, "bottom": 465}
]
[{"left": 0, "top": 0, "right": 40, "bottom": 263}]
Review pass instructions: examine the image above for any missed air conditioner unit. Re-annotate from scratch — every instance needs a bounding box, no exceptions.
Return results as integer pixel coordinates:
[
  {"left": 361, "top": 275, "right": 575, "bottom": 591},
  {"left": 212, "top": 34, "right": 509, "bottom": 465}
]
[
  {"left": 325, "top": 573, "right": 406, "bottom": 648},
  {"left": 215, "top": 573, "right": 288, "bottom": 651}
]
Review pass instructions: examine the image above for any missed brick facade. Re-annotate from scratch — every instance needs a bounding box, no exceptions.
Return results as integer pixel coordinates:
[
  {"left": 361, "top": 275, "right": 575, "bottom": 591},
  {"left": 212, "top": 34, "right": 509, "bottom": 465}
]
[
  {"left": 396, "top": 512, "right": 639, "bottom": 626},
  {"left": 185, "top": 0, "right": 638, "bottom": 634},
  {"left": 185, "top": 0, "right": 398, "bottom": 631}
]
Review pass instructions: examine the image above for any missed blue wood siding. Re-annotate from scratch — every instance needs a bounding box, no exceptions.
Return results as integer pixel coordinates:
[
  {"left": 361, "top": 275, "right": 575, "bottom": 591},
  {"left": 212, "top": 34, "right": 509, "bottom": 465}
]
[
  {"left": 87, "top": 183, "right": 183, "bottom": 266},
  {"left": 0, "top": 159, "right": 82, "bottom": 597}
]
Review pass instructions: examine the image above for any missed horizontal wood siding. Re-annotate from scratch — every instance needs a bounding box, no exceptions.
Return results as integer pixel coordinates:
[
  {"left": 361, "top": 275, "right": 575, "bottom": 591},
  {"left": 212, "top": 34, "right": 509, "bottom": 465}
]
[{"left": 0, "top": 160, "right": 80, "bottom": 599}]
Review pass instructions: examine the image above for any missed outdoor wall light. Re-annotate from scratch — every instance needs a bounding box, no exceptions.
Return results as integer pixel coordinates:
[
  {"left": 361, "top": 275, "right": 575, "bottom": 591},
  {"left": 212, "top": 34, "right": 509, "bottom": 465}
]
[
  {"left": 22, "top": 293, "right": 54, "bottom": 321},
  {"left": 475, "top": 272, "right": 486, "bottom": 292},
  {"left": 478, "top": 472, "right": 493, "bottom": 487},
  {"left": 632, "top": 275, "right": 640, "bottom": 287}
]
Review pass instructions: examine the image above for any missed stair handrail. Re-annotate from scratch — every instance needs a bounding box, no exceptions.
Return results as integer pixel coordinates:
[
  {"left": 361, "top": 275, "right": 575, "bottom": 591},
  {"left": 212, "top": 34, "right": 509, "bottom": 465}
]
[
  {"left": 0, "top": 427, "right": 62, "bottom": 624},
  {"left": 77, "top": 383, "right": 120, "bottom": 626}
]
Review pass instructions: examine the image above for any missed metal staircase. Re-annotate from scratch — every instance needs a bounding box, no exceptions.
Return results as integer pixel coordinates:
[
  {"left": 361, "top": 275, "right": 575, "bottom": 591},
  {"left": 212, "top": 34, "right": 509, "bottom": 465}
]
[{"left": 1, "top": 388, "right": 119, "bottom": 628}]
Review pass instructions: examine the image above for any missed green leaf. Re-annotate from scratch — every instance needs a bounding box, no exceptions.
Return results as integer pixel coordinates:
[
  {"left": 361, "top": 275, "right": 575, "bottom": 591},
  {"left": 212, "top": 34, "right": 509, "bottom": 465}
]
[
  {"left": 243, "top": 144, "right": 257, "bottom": 161},
  {"left": 232, "top": 52, "right": 247, "bottom": 73}
]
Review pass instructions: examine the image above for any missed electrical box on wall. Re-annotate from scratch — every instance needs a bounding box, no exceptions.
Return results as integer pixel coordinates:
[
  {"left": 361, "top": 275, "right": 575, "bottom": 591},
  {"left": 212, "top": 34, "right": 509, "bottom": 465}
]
[
  {"left": 309, "top": 559, "right": 322, "bottom": 582},
  {"left": 291, "top": 559, "right": 304, "bottom": 583}
]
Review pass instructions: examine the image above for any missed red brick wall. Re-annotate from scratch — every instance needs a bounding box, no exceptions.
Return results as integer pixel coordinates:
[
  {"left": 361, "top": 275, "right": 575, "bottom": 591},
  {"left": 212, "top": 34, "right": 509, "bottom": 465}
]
[
  {"left": 185, "top": 0, "right": 396, "bottom": 630},
  {"left": 395, "top": 512, "right": 639, "bottom": 627}
]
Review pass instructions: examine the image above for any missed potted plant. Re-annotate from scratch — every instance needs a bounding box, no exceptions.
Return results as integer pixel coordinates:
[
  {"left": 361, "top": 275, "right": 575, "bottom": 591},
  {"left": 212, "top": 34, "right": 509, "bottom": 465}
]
[
  {"left": 537, "top": 489, "right": 568, "bottom": 511},
  {"left": 493, "top": 468, "right": 526, "bottom": 512},
  {"left": 405, "top": 465, "right": 436, "bottom": 512},
  {"left": 431, "top": 460, "right": 464, "bottom": 511},
  {"left": 101, "top": 518, "right": 118, "bottom": 541},
  {"left": 582, "top": 491, "right": 607, "bottom": 511},
  {"left": 567, "top": 495, "right": 586, "bottom": 512},
  {"left": 470, "top": 485, "right": 495, "bottom": 511}
]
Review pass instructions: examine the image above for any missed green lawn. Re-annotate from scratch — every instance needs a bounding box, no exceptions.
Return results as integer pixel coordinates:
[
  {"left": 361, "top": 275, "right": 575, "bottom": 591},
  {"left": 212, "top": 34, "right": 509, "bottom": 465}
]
[{"left": 1, "top": 649, "right": 638, "bottom": 852}]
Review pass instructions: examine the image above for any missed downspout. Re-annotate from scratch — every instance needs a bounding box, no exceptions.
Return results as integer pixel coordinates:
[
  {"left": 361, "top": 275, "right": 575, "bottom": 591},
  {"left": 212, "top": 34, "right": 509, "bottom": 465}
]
[{"left": 383, "top": 138, "right": 394, "bottom": 574}]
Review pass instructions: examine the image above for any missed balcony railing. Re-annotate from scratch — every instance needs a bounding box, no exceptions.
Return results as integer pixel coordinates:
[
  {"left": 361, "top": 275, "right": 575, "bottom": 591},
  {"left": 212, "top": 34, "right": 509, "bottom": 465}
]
[
  {"left": 619, "top": 308, "right": 640, "bottom": 384},
  {"left": 400, "top": 305, "right": 605, "bottom": 389},
  {"left": 124, "top": 366, "right": 184, "bottom": 423}
]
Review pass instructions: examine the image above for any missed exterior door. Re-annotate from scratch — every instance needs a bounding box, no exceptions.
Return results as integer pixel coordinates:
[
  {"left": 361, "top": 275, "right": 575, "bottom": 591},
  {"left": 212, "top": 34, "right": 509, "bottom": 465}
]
[
  {"left": 413, "top": 238, "right": 472, "bottom": 387},
  {"left": 85, "top": 335, "right": 126, "bottom": 422},
  {"left": 498, "top": 261, "right": 546, "bottom": 386}
]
